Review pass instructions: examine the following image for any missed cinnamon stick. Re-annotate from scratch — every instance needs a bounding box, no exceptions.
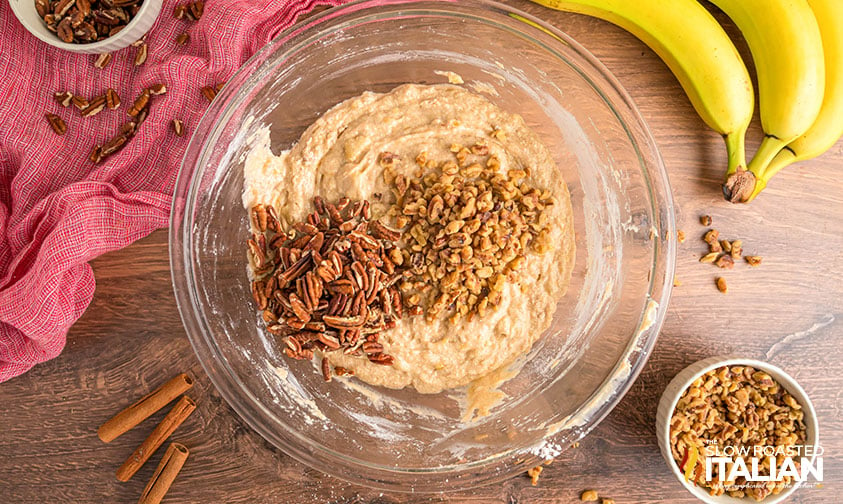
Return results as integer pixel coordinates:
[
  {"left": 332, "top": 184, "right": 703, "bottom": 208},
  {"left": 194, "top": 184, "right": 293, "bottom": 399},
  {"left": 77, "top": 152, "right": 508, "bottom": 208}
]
[
  {"left": 116, "top": 396, "right": 196, "bottom": 482},
  {"left": 98, "top": 373, "right": 194, "bottom": 443},
  {"left": 138, "top": 442, "right": 190, "bottom": 504}
]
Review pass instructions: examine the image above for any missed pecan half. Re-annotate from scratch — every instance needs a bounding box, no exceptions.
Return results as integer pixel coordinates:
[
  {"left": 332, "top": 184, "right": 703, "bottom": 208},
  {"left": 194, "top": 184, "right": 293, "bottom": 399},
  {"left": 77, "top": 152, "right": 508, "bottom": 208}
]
[
  {"left": 100, "top": 133, "right": 127, "bottom": 156},
  {"left": 93, "top": 52, "right": 112, "bottom": 69},
  {"left": 74, "top": 22, "right": 97, "bottom": 42},
  {"left": 127, "top": 89, "right": 150, "bottom": 117},
  {"left": 189, "top": 0, "right": 204, "bottom": 19},
  {"left": 79, "top": 95, "right": 106, "bottom": 117},
  {"left": 367, "top": 353, "right": 394, "bottom": 365},
  {"left": 45, "top": 113, "right": 67, "bottom": 135},
  {"left": 133, "top": 42, "right": 148, "bottom": 66},
  {"left": 53, "top": 0, "right": 75, "bottom": 18},
  {"left": 322, "top": 314, "right": 365, "bottom": 329},
  {"left": 77, "top": 0, "right": 91, "bottom": 16},
  {"left": 35, "top": 0, "right": 49, "bottom": 17},
  {"left": 321, "top": 357, "right": 332, "bottom": 382},
  {"left": 56, "top": 17, "right": 74, "bottom": 42},
  {"left": 201, "top": 85, "right": 217, "bottom": 103},
  {"left": 105, "top": 88, "right": 120, "bottom": 109},
  {"left": 89, "top": 145, "right": 103, "bottom": 163},
  {"left": 164, "top": 118, "right": 182, "bottom": 137}
]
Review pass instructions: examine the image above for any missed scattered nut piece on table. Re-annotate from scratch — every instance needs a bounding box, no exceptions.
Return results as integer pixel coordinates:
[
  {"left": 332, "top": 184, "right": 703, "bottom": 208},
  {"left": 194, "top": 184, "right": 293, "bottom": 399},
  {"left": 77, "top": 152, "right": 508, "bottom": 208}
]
[
  {"left": 526, "top": 465, "right": 542, "bottom": 485},
  {"left": 745, "top": 255, "right": 763, "bottom": 266},
  {"left": 580, "top": 489, "right": 599, "bottom": 501}
]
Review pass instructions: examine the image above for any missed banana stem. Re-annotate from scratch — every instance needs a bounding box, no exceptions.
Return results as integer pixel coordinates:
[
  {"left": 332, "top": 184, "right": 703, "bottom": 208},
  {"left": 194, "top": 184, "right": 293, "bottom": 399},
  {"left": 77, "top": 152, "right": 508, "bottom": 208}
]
[{"left": 724, "top": 131, "right": 747, "bottom": 176}]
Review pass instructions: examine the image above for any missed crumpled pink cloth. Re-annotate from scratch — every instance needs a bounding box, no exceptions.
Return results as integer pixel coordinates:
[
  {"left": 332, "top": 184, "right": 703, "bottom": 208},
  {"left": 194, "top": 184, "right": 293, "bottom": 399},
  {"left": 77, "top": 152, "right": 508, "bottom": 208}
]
[{"left": 0, "top": 0, "right": 344, "bottom": 382}]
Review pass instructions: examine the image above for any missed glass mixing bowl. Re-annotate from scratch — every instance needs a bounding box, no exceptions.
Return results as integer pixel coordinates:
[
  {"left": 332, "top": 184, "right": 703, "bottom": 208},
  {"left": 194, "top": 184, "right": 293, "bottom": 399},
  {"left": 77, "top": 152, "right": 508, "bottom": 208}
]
[{"left": 170, "top": 0, "right": 675, "bottom": 492}]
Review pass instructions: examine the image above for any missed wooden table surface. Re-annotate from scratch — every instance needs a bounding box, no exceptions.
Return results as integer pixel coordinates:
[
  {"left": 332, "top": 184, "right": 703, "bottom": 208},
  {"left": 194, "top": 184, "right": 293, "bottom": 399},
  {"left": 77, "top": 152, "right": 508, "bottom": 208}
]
[{"left": 2, "top": 2, "right": 841, "bottom": 503}]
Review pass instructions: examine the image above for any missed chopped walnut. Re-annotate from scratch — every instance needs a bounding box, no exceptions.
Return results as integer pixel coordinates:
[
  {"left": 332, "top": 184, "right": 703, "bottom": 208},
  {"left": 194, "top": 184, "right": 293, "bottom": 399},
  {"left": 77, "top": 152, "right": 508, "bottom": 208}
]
[
  {"left": 715, "top": 254, "right": 734, "bottom": 269},
  {"left": 700, "top": 252, "right": 719, "bottom": 264},
  {"left": 388, "top": 146, "right": 556, "bottom": 322},
  {"left": 697, "top": 221, "right": 762, "bottom": 289},
  {"left": 745, "top": 255, "right": 763, "bottom": 266},
  {"left": 730, "top": 239, "right": 743, "bottom": 259}
]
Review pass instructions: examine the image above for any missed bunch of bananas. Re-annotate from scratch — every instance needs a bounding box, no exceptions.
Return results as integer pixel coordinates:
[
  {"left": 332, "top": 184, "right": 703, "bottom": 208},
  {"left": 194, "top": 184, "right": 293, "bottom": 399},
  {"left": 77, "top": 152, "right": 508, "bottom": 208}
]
[{"left": 531, "top": 0, "right": 843, "bottom": 203}]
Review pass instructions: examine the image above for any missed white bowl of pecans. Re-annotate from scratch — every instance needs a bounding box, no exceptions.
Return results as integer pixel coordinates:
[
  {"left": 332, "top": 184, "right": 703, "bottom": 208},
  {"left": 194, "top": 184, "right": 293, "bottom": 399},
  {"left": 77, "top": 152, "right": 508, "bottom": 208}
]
[
  {"left": 8, "top": 0, "right": 163, "bottom": 53},
  {"left": 656, "top": 356, "right": 820, "bottom": 503}
]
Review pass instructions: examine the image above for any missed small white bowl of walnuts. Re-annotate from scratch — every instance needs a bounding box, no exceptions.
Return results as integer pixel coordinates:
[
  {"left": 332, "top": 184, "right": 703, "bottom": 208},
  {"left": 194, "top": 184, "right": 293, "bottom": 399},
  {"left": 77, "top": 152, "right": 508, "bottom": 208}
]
[{"left": 656, "top": 356, "right": 820, "bottom": 503}]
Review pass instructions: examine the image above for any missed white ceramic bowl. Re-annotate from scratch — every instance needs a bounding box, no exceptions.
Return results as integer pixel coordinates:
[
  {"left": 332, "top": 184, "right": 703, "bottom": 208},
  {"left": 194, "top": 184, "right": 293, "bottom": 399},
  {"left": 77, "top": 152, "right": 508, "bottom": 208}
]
[
  {"left": 8, "top": 0, "right": 163, "bottom": 54},
  {"left": 656, "top": 356, "right": 819, "bottom": 504}
]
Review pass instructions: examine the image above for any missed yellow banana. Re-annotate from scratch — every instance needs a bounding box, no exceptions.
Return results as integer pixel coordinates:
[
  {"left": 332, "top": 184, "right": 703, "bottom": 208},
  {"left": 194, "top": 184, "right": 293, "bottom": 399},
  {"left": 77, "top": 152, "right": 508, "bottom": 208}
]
[
  {"left": 529, "top": 0, "right": 753, "bottom": 178},
  {"left": 711, "top": 0, "right": 826, "bottom": 202},
  {"left": 745, "top": 0, "right": 843, "bottom": 201}
]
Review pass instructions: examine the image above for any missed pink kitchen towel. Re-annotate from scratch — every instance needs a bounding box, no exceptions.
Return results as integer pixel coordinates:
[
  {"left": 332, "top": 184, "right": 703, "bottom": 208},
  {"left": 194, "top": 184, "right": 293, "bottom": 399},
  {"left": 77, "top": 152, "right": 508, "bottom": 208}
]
[{"left": 0, "top": 0, "right": 345, "bottom": 382}]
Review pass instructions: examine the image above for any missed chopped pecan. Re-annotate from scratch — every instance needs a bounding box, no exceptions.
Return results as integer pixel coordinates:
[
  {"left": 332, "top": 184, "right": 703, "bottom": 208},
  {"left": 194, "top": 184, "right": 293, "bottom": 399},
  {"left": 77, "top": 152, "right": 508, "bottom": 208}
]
[{"left": 97, "top": 133, "right": 128, "bottom": 159}]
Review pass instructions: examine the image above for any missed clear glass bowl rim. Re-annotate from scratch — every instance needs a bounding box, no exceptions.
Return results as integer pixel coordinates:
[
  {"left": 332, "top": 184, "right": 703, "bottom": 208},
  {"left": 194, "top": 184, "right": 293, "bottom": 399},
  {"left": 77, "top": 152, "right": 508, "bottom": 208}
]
[{"left": 169, "top": 0, "right": 676, "bottom": 492}]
